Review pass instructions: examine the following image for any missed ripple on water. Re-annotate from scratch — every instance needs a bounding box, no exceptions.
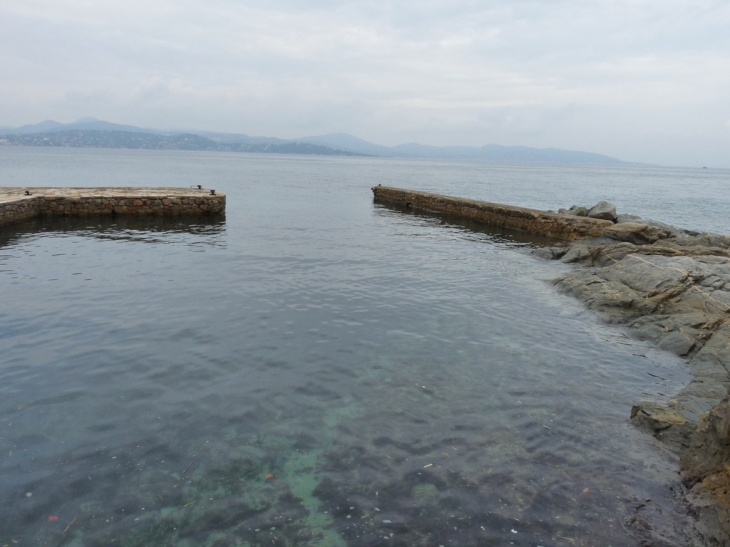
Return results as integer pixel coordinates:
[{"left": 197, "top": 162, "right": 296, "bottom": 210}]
[{"left": 0, "top": 156, "right": 699, "bottom": 546}]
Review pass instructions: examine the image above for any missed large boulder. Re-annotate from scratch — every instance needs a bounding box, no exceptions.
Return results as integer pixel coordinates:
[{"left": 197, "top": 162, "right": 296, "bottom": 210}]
[{"left": 588, "top": 201, "right": 617, "bottom": 222}]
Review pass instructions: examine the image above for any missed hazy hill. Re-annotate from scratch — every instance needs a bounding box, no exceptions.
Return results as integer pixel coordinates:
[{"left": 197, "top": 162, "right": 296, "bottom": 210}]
[
  {"left": 1, "top": 130, "right": 369, "bottom": 156},
  {"left": 294, "top": 133, "right": 393, "bottom": 156},
  {"left": 7, "top": 118, "right": 162, "bottom": 135},
  {"left": 194, "top": 131, "right": 289, "bottom": 146},
  {"left": 295, "top": 133, "right": 625, "bottom": 164},
  {"left": 0, "top": 118, "right": 629, "bottom": 164},
  {"left": 391, "top": 143, "right": 624, "bottom": 164}
]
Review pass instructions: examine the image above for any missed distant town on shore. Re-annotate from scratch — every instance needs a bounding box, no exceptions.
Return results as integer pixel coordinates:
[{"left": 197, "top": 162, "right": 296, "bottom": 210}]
[{"left": 0, "top": 117, "right": 627, "bottom": 165}]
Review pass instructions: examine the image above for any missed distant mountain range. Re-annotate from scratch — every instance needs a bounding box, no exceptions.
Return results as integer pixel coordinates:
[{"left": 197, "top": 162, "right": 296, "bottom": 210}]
[
  {"left": 0, "top": 130, "right": 364, "bottom": 157},
  {"left": 0, "top": 118, "right": 627, "bottom": 164}
]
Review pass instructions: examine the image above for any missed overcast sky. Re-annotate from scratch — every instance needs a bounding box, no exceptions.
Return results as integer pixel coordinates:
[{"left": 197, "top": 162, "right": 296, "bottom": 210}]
[{"left": 1, "top": 0, "right": 729, "bottom": 167}]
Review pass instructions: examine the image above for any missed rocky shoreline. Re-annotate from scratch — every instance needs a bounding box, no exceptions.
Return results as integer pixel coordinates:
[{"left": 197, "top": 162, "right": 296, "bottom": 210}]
[
  {"left": 371, "top": 186, "right": 730, "bottom": 544},
  {"left": 534, "top": 205, "right": 730, "bottom": 545}
]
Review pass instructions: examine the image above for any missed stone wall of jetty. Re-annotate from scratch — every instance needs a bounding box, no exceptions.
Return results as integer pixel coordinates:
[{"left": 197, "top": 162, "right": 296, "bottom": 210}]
[
  {"left": 0, "top": 195, "right": 41, "bottom": 226},
  {"left": 372, "top": 185, "right": 612, "bottom": 241},
  {"left": 0, "top": 187, "right": 226, "bottom": 227}
]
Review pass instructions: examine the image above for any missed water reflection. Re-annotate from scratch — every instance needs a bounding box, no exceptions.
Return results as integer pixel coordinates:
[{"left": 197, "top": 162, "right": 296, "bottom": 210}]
[
  {"left": 0, "top": 195, "right": 694, "bottom": 546},
  {"left": 0, "top": 215, "right": 227, "bottom": 249},
  {"left": 373, "top": 201, "right": 567, "bottom": 249}
]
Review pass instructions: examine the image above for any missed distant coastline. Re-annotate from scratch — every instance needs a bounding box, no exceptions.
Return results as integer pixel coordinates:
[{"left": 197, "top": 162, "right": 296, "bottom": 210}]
[
  {"left": 0, "top": 117, "right": 629, "bottom": 164},
  {"left": 0, "top": 130, "right": 370, "bottom": 157}
]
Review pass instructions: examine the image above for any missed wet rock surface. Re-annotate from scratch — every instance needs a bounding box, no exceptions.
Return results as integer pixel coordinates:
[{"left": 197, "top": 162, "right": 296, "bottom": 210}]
[
  {"left": 680, "top": 396, "right": 730, "bottom": 546},
  {"left": 542, "top": 223, "right": 730, "bottom": 545}
]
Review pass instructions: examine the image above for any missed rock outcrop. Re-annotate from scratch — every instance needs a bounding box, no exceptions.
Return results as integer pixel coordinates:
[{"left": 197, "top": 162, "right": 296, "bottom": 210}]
[
  {"left": 547, "top": 228, "right": 730, "bottom": 544},
  {"left": 680, "top": 396, "right": 730, "bottom": 545}
]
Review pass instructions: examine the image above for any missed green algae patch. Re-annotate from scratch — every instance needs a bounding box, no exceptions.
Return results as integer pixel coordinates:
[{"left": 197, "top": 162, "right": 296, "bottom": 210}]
[
  {"left": 411, "top": 483, "right": 439, "bottom": 500},
  {"left": 284, "top": 449, "right": 346, "bottom": 547},
  {"left": 323, "top": 397, "right": 364, "bottom": 431}
]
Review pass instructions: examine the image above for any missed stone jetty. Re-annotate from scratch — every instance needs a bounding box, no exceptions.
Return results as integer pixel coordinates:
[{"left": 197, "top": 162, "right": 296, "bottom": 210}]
[
  {"left": 0, "top": 187, "right": 225, "bottom": 227},
  {"left": 372, "top": 185, "right": 616, "bottom": 241},
  {"left": 374, "top": 186, "right": 730, "bottom": 545}
]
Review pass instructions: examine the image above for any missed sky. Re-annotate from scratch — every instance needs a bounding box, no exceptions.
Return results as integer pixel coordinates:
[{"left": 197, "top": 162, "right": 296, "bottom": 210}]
[{"left": 1, "top": 0, "right": 729, "bottom": 167}]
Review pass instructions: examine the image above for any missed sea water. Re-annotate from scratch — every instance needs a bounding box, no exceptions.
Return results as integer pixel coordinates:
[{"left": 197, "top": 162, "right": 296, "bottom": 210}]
[{"left": 0, "top": 148, "right": 728, "bottom": 546}]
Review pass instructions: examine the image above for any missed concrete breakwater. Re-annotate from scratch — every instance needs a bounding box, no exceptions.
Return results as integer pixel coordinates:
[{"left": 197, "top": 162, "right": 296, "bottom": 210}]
[
  {"left": 0, "top": 187, "right": 226, "bottom": 227},
  {"left": 372, "top": 185, "right": 615, "bottom": 241}
]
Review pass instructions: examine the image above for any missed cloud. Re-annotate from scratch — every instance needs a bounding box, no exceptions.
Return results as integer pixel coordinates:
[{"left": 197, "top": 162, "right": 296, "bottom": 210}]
[{"left": 0, "top": 0, "right": 729, "bottom": 165}]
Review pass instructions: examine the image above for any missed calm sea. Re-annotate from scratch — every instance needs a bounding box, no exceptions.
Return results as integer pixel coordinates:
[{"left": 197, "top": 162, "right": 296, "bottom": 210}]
[{"left": 0, "top": 148, "right": 728, "bottom": 546}]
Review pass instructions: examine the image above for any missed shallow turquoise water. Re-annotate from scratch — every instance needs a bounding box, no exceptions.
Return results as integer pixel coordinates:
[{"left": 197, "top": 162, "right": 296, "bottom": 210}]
[{"left": 0, "top": 149, "right": 715, "bottom": 546}]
